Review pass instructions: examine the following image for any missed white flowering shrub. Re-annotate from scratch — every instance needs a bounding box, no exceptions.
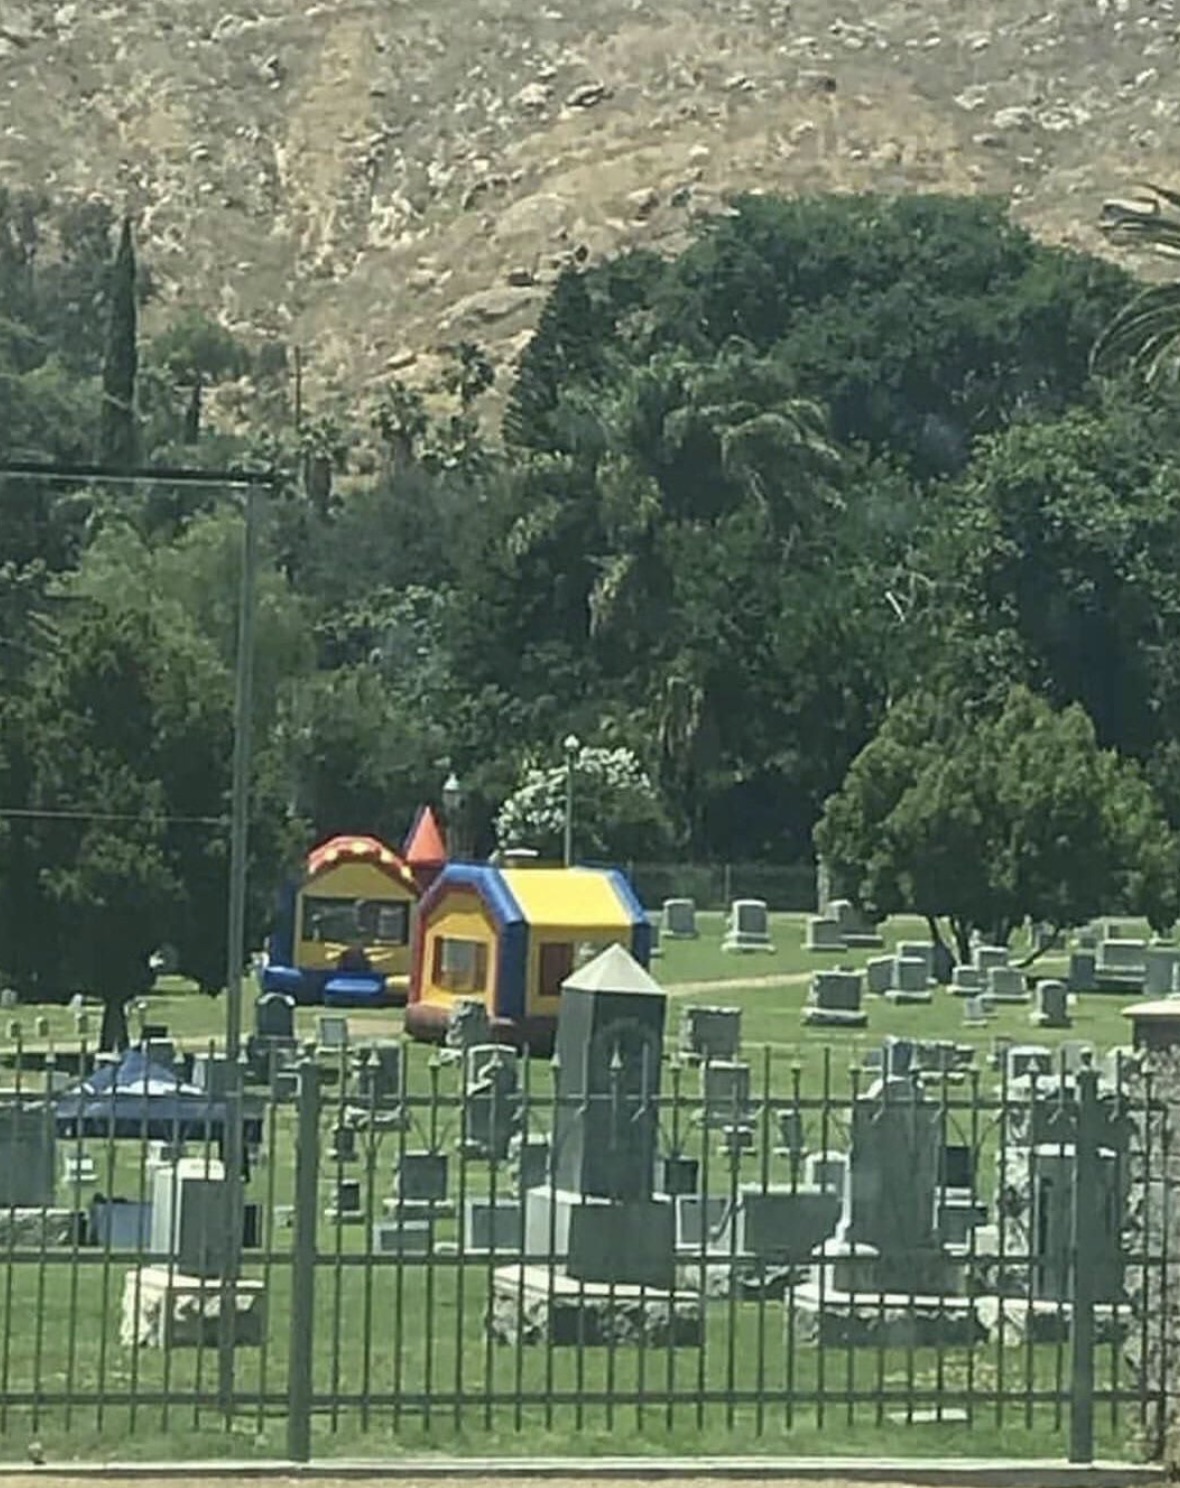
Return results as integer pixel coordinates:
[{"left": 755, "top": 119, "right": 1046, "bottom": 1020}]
[{"left": 495, "top": 744, "right": 675, "bottom": 862}]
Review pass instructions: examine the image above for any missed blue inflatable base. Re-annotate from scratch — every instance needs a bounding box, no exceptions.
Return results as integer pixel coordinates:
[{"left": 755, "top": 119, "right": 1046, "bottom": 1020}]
[{"left": 323, "top": 974, "right": 388, "bottom": 1007}]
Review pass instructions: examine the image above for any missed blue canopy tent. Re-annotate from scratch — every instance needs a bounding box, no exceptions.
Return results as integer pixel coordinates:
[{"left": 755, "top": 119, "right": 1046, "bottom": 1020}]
[{"left": 54, "top": 1049, "right": 262, "bottom": 1146}]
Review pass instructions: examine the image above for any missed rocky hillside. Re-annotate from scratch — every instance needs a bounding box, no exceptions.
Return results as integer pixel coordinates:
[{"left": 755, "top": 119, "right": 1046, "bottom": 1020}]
[{"left": 0, "top": 0, "right": 1174, "bottom": 399}]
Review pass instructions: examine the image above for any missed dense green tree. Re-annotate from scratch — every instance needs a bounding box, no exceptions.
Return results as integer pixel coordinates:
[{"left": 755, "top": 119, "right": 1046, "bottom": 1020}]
[
  {"left": 910, "top": 393, "right": 1180, "bottom": 761},
  {"left": 145, "top": 308, "right": 252, "bottom": 447},
  {"left": 816, "top": 685, "right": 1180, "bottom": 962}
]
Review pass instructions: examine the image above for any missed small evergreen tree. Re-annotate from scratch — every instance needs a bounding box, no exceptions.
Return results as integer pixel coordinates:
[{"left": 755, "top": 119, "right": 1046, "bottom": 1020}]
[{"left": 97, "top": 217, "right": 139, "bottom": 470}]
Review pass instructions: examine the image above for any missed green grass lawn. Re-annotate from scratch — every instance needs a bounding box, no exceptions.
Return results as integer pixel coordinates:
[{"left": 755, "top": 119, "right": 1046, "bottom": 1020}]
[
  {"left": 3, "top": 911, "right": 1140, "bottom": 1081},
  {"left": 0, "top": 912, "right": 1156, "bottom": 1463}
]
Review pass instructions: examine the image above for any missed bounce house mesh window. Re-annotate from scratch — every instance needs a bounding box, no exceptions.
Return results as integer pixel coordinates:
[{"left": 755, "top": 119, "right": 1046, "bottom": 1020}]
[
  {"left": 433, "top": 937, "right": 489, "bottom": 993},
  {"left": 304, "top": 897, "right": 409, "bottom": 945},
  {"left": 539, "top": 942, "right": 574, "bottom": 998}
]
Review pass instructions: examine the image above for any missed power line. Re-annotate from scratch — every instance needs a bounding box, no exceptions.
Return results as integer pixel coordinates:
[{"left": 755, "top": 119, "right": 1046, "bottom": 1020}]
[{"left": 0, "top": 807, "right": 225, "bottom": 826}]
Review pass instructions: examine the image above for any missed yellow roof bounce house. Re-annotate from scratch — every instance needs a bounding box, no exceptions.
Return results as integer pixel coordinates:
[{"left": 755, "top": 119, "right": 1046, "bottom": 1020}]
[{"left": 404, "top": 863, "right": 652, "bottom": 1051}]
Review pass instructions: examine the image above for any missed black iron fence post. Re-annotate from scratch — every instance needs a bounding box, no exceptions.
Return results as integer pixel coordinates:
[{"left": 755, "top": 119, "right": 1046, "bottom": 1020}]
[
  {"left": 287, "top": 1058, "right": 320, "bottom": 1462},
  {"left": 1070, "top": 1063, "right": 1099, "bottom": 1463}
]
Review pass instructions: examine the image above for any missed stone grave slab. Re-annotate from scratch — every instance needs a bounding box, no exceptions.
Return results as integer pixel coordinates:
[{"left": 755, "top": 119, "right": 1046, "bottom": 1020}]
[
  {"left": 662, "top": 898, "right": 698, "bottom": 939},
  {"left": 804, "top": 969, "right": 867, "bottom": 1027},
  {"left": 463, "top": 1197, "right": 523, "bottom": 1255},
  {"left": 805, "top": 915, "right": 845, "bottom": 953},
  {"left": 679, "top": 1005, "right": 742, "bottom": 1063},
  {"left": 1030, "top": 979, "right": 1070, "bottom": 1029},
  {"left": 865, "top": 956, "right": 894, "bottom": 995},
  {"left": 0, "top": 1101, "right": 55, "bottom": 1207},
  {"left": 490, "top": 1263, "right": 702, "bottom": 1346},
  {"left": 987, "top": 966, "right": 1028, "bottom": 1004},
  {"left": 722, "top": 898, "right": 773, "bottom": 953},
  {"left": 885, "top": 956, "right": 933, "bottom": 1004},
  {"left": 120, "top": 1266, "right": 266, "bottom": 1348}
]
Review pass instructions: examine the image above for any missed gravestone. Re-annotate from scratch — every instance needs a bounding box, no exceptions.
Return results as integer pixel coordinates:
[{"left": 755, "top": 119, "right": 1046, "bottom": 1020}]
[
  {"left": 0, "top": 1101, "right": 55, "bottom": 1207},
  {"left": 1144, "top": 944, "right": 1180, "bottom": 997},
  {"left": 510, "top": 1134, "right": 550, "bottom": 1193},
  {"left": 62, "top": 1150, "right": 97, "bottom": 1186},
  {"left": 803, "top": 969, "right": 867, "bottom": 1027},
  {"left": 317, "top": 1015, "right": 349, "bottom": 1051},
  {"left": 499, "top": 946, "right": 701, "bottom": 1346},
  {"left": 150, "top": 1157, "right": 231, "bottom": 1279},
  {"left": 805, "top": 915, "right": 845, "bottom": 953},
  {"left": 327, "top": 1177, "right": 363, "bottom": 1221},
  {"left": 963, "top": 995, "right": 990, "bottom": 1028},
  {"left": 525, "top": 944, "right": 674, "bottom": 1288},
  {"left": 803, "top": 1150, "right": 848, "bottom": 1203},
  {"left": 1005, "top": 1043, "right": 1054, "bottom": 1085},
  {"left": 396, "top": 1151, "right": 449, "bottom": 1205},
  {"left": 247, "top": 991, "right": 297, "bottom": 1082},
  {"left": 330, "top": 1123, "right": 358, "bottom": 1164},
  {"left": 678, "top": 1005, "right": 741, "bottom": 1063},
  {"left": 699, "top": 1059, "right": 753, "bottom": 1129},
  {"left": 775, "top": 1107, "right": 805, "bottom": 1160},
  {"left": 674, "top": 1194, "right": 729, "bottom": 1253},
  {"left": 940, "top": 1144, "right": 974, "bottom": 1193},
  {"left": 829, "top": 899, "right": 884, "bottom": 949},
  {"left": 950, "top": 964, "right": 985, "bottom": 997},
  {"left": 736, "top": 1185, "right": 842, "bottom": 1265},
  {"left": 372, "top": 1216, "right": 433, "bottom": 1255},
  {"left": 885, "top": 956, "right": 933, "bottom": 1004},
  {"left": 897, "top": 942, "right": 934, "bottom": 980},
  {"left": 356, "top": 1043, "right": 402, "bottom": 1106},
  {"left": 814, "top": 1076, "right": 957, "bottom": 1297},
  {"left": 1030, "top": 979, "right": 1070, "bottom": 1030},
  {"left": 256, "top": 991, "right": 295, "bottom": 1039},
  {"left": 657, "top": 1154, "right": 700, "bottom": 1195},
  {"left": 191, "top": 1053, "right": 236, "bottom": 1098},
  {"left": 463, "top": 1198, "right": 523, "bottom": 1255},
  {"left": 662, "top": 898, "right": 698, "bottom": 940},
  {"left": 722, "top": 899, "right": 773, "bottom": 952},
  {"left": 446, "top": 998, "right": 491, "bottom": 1051},
  {"left": 987, "top": 966, "right": 1028, "bottom": 1004},
  {"left": 1068, "top": 950, "right": 1097, "bottom": 993},
  {"left": 1029, "top": 1145, "right": 1124, "bottom": 1303},
  {"left": 462, "top": 1044, "right": 522, "bottom": 1161},
  {"left": 1094, "top": 937, "right": 1147, "bottom": 992},
  {"left": 0, "top": 988, "right": 17, "bottom": 1010},
  {"left": 974, "top": 945, "right": 1009, "bottom": 973}
]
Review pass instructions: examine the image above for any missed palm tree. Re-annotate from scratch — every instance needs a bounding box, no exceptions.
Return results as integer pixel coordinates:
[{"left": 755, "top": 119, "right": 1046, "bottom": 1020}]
[{"left": 1094, "top": 184, "right": 1180, "bottom": 385}]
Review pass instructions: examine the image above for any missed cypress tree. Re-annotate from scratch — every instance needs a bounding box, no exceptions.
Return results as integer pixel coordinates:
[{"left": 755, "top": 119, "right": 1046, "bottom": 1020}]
[{"left": 97, "top": 216, "right": 139, "bottom": 469}]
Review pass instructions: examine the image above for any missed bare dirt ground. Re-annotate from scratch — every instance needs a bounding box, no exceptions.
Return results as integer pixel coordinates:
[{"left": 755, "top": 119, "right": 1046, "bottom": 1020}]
[{"left": 1, "top": 0, "right": 1175, "bottom": 407}]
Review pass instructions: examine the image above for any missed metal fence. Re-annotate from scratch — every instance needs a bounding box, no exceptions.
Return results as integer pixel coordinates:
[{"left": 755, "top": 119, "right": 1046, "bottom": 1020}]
[
  {"left": 0, "top": 1032, "right": 1169, "bottom": 1462},
  {"left": 623, "top": 863, "right": 818, "bottom": 913}
]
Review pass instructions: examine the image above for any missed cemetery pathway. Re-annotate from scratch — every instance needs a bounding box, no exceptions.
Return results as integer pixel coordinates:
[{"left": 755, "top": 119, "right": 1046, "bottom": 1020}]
[{"left": 665, "top": 971, "right": 813, "bottom": 996}]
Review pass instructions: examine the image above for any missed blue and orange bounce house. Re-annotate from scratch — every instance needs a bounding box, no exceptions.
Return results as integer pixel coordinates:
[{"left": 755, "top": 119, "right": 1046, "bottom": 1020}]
[{"left": 262, "top": 832, "right": 426, "bottom": 1007}]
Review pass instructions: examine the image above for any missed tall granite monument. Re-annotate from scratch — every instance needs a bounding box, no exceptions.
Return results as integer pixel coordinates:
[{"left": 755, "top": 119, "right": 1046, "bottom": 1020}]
[
  {"left": 526, "top": 942, "right": 673, "bottom": 1288},
  {"left": 497, "top": 944, "right": 699, "bottom": 1344}
]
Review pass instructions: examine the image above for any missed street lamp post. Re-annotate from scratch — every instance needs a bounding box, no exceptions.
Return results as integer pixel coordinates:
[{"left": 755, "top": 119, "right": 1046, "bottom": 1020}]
[
  {"left": 442, "top": 771, "right": 464, "bottom": 859},
  {"left": 562, "top": 734, "right": 580, "bottom": 868}
]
